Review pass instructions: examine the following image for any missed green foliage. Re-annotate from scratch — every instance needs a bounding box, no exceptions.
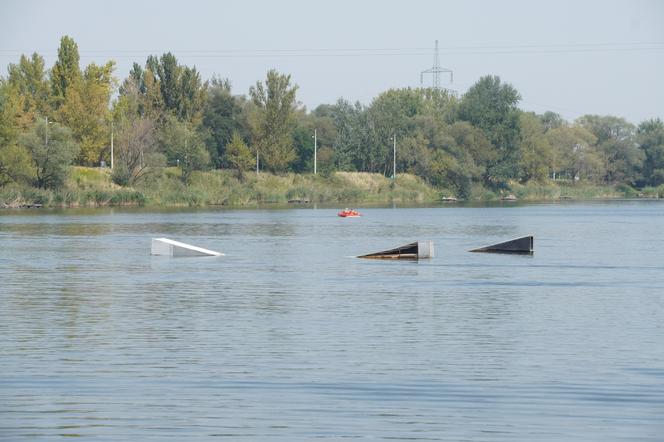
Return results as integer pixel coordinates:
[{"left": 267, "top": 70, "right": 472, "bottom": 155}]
[
  {"left": 160, "top": 116, "right": 209, "bottom": 182},
  {"left": 249, "top": 70, "right": 298, "bottom": 172},
  {"left": 518, "top": 112, "right": 553, "bottom": 182},
  {"left": 577, "top": 115, "right": 643, "bottom": 183},
  {"left": 0, "top": 144, "right": 34, "bottom": 186},
  {"left": 545, "top": 125, "right": 602, "bottom": 182},
  {"left": 641, "top": 184, "right": 664, "bottom": 198},
  {"left": 111, "top": 162, "right": 131, "bottom": 186},
  {"left": 1, "top": 35, "right": 661, "bottom": 203},
  {"left": 7, "top": 52, "right": 51, "bottom": 118},
  {"left": 202, "top": 78, "right": 249, "bottom": 166},
  {"left": 0, "top": 81, "right": 33, "bottom": 146},
  {"left": 539, "top": 111, "right": 565, "bottom": 131},
  {"left": 458, "top": 75, "right": 521, "bottom": 183},
  {"left": 50, "top": 36, "right": 81, "bottom": 109},
  {"left": 112, "top": 98, "right": 163, "bottom": 185},
  {"left": 637, "top": 118, "right": 664, "bottom": 186},
  {"left": 59, "top": 60, "right": 116, "bottom": 165},
  {"left": 223, "top": 131, "right": 254, "bottom": 180},
  {"left": 20, "top": 120, "right": 79, "bottom": 189}
]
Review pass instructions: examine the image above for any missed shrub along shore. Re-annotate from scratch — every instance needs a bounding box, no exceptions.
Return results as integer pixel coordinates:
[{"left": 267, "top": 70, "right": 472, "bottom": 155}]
[{"left": 1, "top": 167, "right": 662, "bottom": 209}]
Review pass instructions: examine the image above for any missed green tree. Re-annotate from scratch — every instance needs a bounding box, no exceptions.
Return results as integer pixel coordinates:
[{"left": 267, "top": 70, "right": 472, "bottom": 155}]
[
  {"left": 120, "top": 54, "right": 206, "bottom": 125},
  {"left": 577, "top": 115, "right": 643, "bottom": 183},
  {"left": 538, "top": 111, "right": 565, "bottom": 131},
  {"left": 119, "top": 63, "right": 164, "bottom": 120},
  {"left": 59, "top": 61, "right": 116, "bottom": 165},
  {"left": 365, "top": 88, "right": 443, "bottom": 175},
  {"left": 223, "top": 131, "right": 253, "bottom": 180},
  {"left": 396, "top": 132, "right": 431, "bottom": 178},
  {"left": 160, "top": 116, "right": 209, "bottom": 182},
  {"left": 151, "top": 53, "right": 206, "bottom": 123},
  {"left": 0, "top": 81, "right": 30, "bottom": 147},
  {"left": 546, "top": 125, "right": 602, "bottom": 182},
  {"left": 7, "top": 52, "right": 51, "bottom": 118},
  {"left": 519, "top": 112, "right": 553, "bottom": 182},
  {"left": 249, "top": 70, "right": 298, "bottom": 172},
  {"left": 202, "top": 78, "right": 248, "bottom": 167},
  {"left": 315, "top": 99, "right": 369, "bottom": 172},
  {"left": 111, "top": 88, "right": 164, "bottom": 186},
  {"left": 412, "top": 119, "right": 486, "bottom": 198},
  {"left": 458, "top": 75, "right": 521, "bottom": 184},
  {"left": 444, "top": 121, "right": 496, "bottom": 173},
  {"left": 20, "top": 120, "right": 79, "bottom": 189},
  {"left": 291, "top": 110, "right": 335, "bottom": 173},
  {"left": 50, "top": 36, "right": 81, "bottom": 109},
  {"left": 0, "top": 81, "right": 35, "bottom": 185},
  {"left": 637, "top": 118, "right": 664, "bottom": 186}
]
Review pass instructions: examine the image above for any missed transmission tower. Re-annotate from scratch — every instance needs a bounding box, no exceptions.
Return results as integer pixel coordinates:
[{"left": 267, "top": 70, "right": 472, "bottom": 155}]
[{"left": 420, "top": 40, "right": 453, "bottom": 90}]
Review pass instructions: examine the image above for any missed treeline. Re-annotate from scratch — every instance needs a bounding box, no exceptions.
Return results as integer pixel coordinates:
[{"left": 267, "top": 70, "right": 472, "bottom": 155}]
[{"left": 1, "top": 36, "right": 663, "bottom": 198}]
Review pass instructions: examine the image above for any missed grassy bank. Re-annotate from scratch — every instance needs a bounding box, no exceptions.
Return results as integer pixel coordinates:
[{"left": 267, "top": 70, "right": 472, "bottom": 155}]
[
  {"left": 1, "top": 167, "right": 663, "bottom": 209},
  {"left": 0, "top": 167, "right": 440, "bottom": 208}
]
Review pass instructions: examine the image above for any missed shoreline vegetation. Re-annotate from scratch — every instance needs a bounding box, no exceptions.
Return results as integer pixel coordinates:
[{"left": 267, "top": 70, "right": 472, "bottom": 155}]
[
  {"left": 2, "top": 36, "right": 664, "bottom": 210},
  {"left": 1, "top": 167, "right": 663, "bottom": 209}
]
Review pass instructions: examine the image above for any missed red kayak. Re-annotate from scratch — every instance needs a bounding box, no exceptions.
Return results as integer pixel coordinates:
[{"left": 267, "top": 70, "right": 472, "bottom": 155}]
[{"left": 338, "top": 208, "right": 361, "bottom": 217}]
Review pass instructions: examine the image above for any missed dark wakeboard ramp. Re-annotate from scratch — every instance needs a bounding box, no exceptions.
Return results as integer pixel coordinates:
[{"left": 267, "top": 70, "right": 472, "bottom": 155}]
[
  {"left": 469, "top": 235, "right": 533, "bottom": 254},
  {"left": 358, "top": 241, "right": 434, "bottom": 260}
]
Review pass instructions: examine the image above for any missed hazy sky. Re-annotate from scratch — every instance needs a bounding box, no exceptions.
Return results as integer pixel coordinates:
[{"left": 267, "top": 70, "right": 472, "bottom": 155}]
[{"left": 1, "top": 0, "right": 662, "bottom": 123}]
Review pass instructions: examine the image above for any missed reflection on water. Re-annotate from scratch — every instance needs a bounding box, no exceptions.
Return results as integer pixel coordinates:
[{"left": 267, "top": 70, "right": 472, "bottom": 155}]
[{"left": 1, "top": 201, "right": 664, "bottom": 441}]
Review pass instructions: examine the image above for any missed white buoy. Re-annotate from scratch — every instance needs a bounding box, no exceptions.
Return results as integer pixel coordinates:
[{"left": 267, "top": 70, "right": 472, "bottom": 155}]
[{"left": 151, "top": 238, "right": 223, "bottom": 257}]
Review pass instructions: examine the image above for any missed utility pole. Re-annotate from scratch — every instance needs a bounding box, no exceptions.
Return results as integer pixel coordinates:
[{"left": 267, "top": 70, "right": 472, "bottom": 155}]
[
  {"left": 256, "top": 150, "right": 259, "bottom": 175},
  {"left": 110, "top": 121, "right": 114, "bottom": 170},
  {"left": 45, "top": 116, "right": 48, "bottom": 147},
  {"left": 390, "top": 134, "right": 396, "bottom": 180},
  {"left": 420, "top": 40, "right": 453, "bottom": 90},
  {"left": 312, "top": 129, "right": 317, "bottom": 174}
]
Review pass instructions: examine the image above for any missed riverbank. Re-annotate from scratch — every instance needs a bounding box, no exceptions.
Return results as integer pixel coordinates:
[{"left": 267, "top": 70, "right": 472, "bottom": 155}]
[{"left": 1, "top": 167, "right": 663, "bottom": 209}]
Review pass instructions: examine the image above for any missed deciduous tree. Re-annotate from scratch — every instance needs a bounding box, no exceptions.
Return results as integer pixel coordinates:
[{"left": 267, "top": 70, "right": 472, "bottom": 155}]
[
  {"left": 249, "top": 70, "right": 298, "bottom": 172},
  {"left": 20, "top": 120, "right": 79, "bottom": 188},
  {"left": 223, "top": 131, "right": 253, "bottom": 180},
  {"left": 637, "top": 118, "right": 664, "bottom": 186},
  {"left": 458, "top": 75, "right": 521, "bottom": 184},
  {"left": 50, "top": 36, "right": 81, "bottom": 109},
  {"left": 160, "top": 116, "right": 209, "bottom": 182}
]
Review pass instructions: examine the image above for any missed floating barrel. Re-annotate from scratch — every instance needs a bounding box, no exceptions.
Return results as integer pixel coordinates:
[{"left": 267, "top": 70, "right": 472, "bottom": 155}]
[{"left": 469, "top": 235, "right": 533, "bottom": 254}]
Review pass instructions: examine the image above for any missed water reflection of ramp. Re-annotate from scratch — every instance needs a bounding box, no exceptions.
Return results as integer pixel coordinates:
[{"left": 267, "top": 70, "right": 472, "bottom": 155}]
[
  {"left": 469, "top": 235, "right": 533, "bottom": 254},
  {"left": 358, "top": 241, "right": 434, "bottom": 260}
]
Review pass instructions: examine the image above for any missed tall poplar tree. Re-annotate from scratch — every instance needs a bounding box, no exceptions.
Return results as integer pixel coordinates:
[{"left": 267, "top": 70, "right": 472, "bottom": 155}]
[
  {"left": 249, "top": 70, "right": 298, "bottom": 172},
  {"left": 50, "top": 36, "right": 81, "bottom": 109}
]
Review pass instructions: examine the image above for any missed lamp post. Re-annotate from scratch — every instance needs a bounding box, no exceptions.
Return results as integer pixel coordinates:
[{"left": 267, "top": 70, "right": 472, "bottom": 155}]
[
  {"left": 110, "top": 120, "right": 114, "bottom": 170},
  {"left": 312, "top": 128, "right": 317, "bottom": 174},
  {"left": 390, "top": 133, "right": 396, "bottom": 180}
]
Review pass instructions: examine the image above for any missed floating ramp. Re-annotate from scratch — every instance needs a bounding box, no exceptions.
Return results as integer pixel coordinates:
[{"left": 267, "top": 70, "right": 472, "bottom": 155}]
[
  {"left": 469, "top": 235, "right": 533, "bottom": 254},
  {"left": 151, "top": 238, "right": 223, "bottom": 257},
  {"left": 358, "top": 241, "right": 434, "bottom": 260}
]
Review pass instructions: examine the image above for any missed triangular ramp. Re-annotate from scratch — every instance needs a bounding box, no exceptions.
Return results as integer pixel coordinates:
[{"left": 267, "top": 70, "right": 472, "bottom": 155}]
[
  {"left": 358, "top": 241, "right": 434, "bottom": 260},
  {"left": 469, "top": 235, "right": 533, "bottom": 254},
  {"left": 151, "top": 238, "right": 224, "bottom": 257}
]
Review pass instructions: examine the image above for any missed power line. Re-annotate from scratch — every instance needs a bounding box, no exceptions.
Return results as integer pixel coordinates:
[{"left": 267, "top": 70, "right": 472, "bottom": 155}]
[{"left": 0, "top": 42, "right": 663, "bottom": 59}]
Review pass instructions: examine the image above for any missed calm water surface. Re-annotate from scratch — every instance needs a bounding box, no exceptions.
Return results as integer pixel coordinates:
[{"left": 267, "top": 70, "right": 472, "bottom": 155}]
[{"left": 1, "top": 201, "right": 663, "bottom": 441}]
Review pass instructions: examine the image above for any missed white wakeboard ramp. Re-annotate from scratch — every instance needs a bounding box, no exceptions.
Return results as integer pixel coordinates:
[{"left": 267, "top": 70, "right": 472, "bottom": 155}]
[{"left": 151, "top": 238, "right": 223, "bottom": 257}]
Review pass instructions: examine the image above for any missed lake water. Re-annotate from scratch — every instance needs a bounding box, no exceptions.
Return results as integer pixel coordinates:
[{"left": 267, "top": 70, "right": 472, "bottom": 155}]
[{"left": 1, "top": 201, "right": 663, "bottom": 441}]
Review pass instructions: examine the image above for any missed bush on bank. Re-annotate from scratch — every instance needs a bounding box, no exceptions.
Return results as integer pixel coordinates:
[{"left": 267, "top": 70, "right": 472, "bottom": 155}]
[{"left": 1, "top": 167, "right": 661, "bottom": 209}]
